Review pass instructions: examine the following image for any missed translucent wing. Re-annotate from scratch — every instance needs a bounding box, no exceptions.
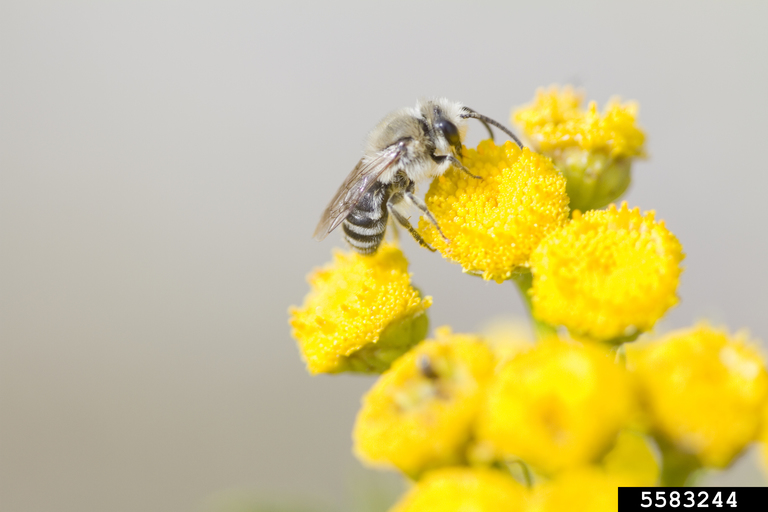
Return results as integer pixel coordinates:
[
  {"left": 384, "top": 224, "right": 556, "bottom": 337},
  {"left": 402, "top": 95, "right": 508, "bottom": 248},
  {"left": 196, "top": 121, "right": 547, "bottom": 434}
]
[{"left": 313, "top": 140, "right": 408, "bottom": 241}]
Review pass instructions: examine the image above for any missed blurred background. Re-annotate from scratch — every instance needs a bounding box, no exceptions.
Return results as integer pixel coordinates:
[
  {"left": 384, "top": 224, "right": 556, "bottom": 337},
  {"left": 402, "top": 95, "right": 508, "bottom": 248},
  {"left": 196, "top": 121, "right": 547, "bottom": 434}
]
[{"left": 2, "top": 1, "right": 767, "bottom": 511}]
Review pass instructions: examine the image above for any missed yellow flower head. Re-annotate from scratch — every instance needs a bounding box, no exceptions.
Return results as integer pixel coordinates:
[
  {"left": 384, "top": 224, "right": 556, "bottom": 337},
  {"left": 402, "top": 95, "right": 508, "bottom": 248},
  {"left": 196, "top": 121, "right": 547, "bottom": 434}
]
[
  {"left": 530, "top": 203, "right": 684, "bottom": 342},
  {"left": 477, "top": 339, "right": 633, "bottom": 475},
  {"left": 530, "top": 467, "right": 647, "bottom": 512},
  {"left": 513, "top": 85, "right": 645, "bottom": 158},
  {"left": 418, "top": 140, "right": 570, "bottom": 283},
  {"left": 626, "top": 323, "right": 768, "bottom": 468},
  {"left": 353, "top": 331, "right": 494, "bottom": 477},
  {"left": 513, "top": 86, "right": 645, "bottom": 211},
  {"left": 389, "top": 467, "right": 528, "bottom": 512},
  {"left": 289, "top": 245, "right": 431, "bottom": 374}
]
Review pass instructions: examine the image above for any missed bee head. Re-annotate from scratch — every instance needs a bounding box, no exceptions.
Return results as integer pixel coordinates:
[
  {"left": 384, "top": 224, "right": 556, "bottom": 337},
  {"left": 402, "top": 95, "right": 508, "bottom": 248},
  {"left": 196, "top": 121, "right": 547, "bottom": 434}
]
[{"left": 418, "top": 99, "right": 468, "bottom": 158}]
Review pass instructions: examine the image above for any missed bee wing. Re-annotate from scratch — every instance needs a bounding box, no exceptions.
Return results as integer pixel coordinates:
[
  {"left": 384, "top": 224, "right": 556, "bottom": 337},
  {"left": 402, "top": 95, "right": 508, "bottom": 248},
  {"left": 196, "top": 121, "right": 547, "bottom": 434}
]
[{"left": 313, "top": 141, "right": 407, "bottom": 241}]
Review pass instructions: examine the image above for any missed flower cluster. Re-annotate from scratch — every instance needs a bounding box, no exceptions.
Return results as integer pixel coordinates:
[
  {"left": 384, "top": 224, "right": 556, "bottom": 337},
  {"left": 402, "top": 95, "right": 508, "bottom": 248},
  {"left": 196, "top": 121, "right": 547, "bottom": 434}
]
[
  {"left": 289, "top": 88, "right": 768, "bottom": 510},
  {"left": 354, "top": 328, "right": 663, "bottom": 509}
]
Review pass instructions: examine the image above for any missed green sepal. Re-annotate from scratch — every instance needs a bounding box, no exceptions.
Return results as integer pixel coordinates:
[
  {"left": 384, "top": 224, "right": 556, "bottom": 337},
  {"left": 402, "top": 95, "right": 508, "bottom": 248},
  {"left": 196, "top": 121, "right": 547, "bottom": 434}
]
[
  {"left": 333, "top": 312, "right": 429, "bottom": 374},
  {"left": 552, "top": 148, "right": 633, "bottom": 212}
]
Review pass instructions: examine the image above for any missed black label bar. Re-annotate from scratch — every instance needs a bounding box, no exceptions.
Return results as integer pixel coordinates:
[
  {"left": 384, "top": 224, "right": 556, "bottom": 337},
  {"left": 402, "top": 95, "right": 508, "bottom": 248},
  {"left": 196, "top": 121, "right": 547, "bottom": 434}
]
[{"left": 619, "top": 487, "right": 767, "bottom": 511}]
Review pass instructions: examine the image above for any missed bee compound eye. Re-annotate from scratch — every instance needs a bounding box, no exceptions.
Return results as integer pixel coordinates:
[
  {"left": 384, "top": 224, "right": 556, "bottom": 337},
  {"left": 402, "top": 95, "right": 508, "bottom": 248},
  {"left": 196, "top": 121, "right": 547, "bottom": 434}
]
[{"left": 437, "top": 119, "right": 461, "bottom": 148}]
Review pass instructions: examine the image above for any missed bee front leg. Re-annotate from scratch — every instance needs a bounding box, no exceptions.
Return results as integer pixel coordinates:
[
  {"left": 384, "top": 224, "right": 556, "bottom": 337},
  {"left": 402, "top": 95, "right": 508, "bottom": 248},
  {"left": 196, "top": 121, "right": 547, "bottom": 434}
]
[
  {"left": 387, "top": 196, "right": 436, "bottom": 252},
  {"left": 447, "top": 156, "right": 481, "bottom": 180},
  {"left": 402, "top": 191, "right": 449, "bottom": 243},
  {"left": 432, "top": 154, "right": 481, "bottom": 180}
]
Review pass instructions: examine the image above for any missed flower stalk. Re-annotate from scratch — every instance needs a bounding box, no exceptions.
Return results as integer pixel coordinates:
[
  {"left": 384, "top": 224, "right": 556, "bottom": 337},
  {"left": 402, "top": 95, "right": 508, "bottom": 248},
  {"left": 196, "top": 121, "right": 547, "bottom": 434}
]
[
  {"left": 510, "top": 269, "right": 557, "bottom": 340},
  {"left": 658, "top": 443, "right": 702, "bottom": 487}
]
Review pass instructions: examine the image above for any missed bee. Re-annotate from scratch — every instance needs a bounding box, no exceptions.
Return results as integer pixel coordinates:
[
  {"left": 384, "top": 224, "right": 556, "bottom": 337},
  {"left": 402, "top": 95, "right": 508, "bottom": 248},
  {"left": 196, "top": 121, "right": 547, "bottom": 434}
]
[{"left": 313, "top": 98, "right": 524, "bottom": 254}]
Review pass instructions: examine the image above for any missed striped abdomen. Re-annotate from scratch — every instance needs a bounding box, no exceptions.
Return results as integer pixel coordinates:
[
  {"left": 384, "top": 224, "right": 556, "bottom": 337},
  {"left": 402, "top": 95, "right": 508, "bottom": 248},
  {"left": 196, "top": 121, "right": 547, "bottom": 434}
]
[{"left": 343, "top": 181, "right": 390, "bottom": 255}]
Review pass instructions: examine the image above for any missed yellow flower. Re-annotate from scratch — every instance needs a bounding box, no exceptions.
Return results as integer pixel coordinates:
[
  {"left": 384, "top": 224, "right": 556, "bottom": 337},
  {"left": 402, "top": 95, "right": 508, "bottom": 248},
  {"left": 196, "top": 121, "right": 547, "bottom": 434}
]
[
  {"left": 512, "top": 86, "right": 645, "bottom": 211},
  {"left": 418, "top": 140, "right": 570, "bottom": 283},
  {"left": 530, "top": 203, "right": 684, "bottom": 342},
  {"left": 513, "top": 85, "right": 645, "bottom": 158},
  {"left": 626, "top": 323, "right": 768, "bottom": 469},
  {"left": 289, "top": 245, "right": 431, "bottom": 374},
  {"left": 529, "top": 467, "right": 647, "bottom": 512},
  {"left": 477, "top": 339, "right": 633, "bottom": 475},
  {"left": 353, "top": 332, "right": 494, "bottom": 477},
  {"left": 389, "top": 467, "right": 528, "bottom": 512}
]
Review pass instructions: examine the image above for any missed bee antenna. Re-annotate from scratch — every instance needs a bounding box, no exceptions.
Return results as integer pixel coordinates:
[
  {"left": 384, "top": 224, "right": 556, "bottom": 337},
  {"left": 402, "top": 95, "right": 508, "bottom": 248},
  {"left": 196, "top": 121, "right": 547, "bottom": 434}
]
[
  {"left": 461, "top": 107, "right": 524, "bottom": 149},
  {"left": 475, "top": 118, "right": 495, "bottom": 141}
]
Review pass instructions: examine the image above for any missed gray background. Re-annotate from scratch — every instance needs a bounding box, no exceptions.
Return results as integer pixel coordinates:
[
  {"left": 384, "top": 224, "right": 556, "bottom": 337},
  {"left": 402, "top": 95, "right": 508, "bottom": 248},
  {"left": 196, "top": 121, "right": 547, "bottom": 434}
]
[{"left": 2, "top": 1, "right": 767, "bottom": 511}]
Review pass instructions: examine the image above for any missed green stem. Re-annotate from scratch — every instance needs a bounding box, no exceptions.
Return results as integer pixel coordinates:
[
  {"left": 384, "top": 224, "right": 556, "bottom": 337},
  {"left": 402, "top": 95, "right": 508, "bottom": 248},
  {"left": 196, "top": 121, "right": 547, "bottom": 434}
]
[
  {"left": 493, "top": 458, "right": 534, "bottom": 488},
  {"left": 510, "top": 269, "right": 557, "bottom": 340},
  {"left": 658, "top": 442, "right": 702, "bottom": 487},
  {"left": 512, "top": 460, "right": 534, "bottom": 489}
]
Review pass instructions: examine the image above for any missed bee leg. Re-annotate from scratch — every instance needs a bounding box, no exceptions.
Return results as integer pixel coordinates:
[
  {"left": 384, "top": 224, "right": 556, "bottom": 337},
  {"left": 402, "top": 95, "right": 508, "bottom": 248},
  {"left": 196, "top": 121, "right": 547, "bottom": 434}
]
[
  {"left": 387, "top": 213, "right": 400, "bottom": 243},
  {"left": 433, "top": 154, "right": 481, "bottom": 179},
  {"left": 447, "top": 156, "right": 482, "bottom": 180},
  {"left": 387, "top": 199, "right": 436, "bottom": 252},
  {"left": 403, "top": 191, "right": 449, "bottom": 243}
]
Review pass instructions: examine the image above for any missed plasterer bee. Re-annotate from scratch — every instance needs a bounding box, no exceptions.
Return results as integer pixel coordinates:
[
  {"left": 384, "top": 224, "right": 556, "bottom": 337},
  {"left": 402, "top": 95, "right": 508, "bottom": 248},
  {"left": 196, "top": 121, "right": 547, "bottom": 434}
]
[{"left": 313, "top": 98, "right": 524, "bottom": 254}]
